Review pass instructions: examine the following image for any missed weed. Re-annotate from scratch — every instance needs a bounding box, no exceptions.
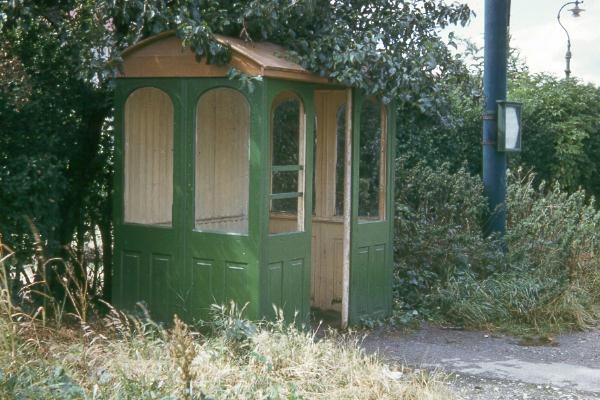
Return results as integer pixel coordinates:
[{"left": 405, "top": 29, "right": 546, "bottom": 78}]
[{"left": 170, "top": 315, "right": 198, "bottom": 399}]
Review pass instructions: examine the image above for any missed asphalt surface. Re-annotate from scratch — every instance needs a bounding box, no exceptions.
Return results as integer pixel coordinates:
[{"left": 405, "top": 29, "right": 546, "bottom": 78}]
[{"left": 360, "top": 324, "right": 600, "bottom": 399}]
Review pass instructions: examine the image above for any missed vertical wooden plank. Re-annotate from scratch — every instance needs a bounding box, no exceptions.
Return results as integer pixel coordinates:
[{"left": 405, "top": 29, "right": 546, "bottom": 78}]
[
  {"left": 160, "top": 89, "right": 173, "bottom": 225},
  {"left": 144, "top": 90, "right": 152, "bottom": 223},
  {"left": 216, "top": 90, "right": 227, "bottom": 219},
  {"left": 341, "top": 88, "right": 352, "bottom": 328},
  {"left": 314, "top": 93, "right": 323, "bottom": 217},
  {"left": 333, "top": 237, "right": 344, "bottom": 309},
  {"left": 378, "top": 102, "right": 387, "bottom": 220},
  {"left": 123, "top": 99, "right": 132, "bottom": 222},
  {"left": 325, "top": 93, "right": 336, "bottom": 217},
  {"left": 297, "top": 101, "right": 306, "bottom": 232},
  {"left": 310, "top": 229, "right": 317, "bottom": 305},
  {"left": 154, "top": 91, "right": 162, "bottom": 222}
]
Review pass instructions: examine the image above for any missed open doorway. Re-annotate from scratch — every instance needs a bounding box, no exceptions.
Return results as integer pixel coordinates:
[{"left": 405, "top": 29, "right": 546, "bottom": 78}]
[{"left": 311, "top": 90, "right": 349, "bottom": 326}]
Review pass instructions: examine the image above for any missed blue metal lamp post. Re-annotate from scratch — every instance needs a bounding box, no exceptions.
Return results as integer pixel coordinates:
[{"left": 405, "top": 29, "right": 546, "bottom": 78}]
[
  {"left": 482, "top": 0, "right": 510, "bottom": 237},
  {"left": 557, "top": 1, "right": 585, "bottom": 78}
]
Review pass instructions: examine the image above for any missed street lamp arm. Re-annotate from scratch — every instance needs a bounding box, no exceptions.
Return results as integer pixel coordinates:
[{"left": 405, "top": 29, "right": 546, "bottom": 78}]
[
  {"left": 557, "top": 0, "right": 583, "bottom": 78},
  {"left": 557, "top": 1, "right": 576, "bottom": 45}
]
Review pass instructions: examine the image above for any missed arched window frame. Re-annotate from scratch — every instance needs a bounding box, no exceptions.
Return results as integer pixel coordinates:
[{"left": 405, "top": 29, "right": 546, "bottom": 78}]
[{"left": 269, "top": 91, "right": 306, "bottom": 233}]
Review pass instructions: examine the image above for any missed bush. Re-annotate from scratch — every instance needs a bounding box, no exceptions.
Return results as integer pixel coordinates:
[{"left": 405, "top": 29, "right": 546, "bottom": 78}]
[
  {"left": 394, "top": 164, "right": 600, "bottom": 334},
  {"left": 509, "top": 74, "right": 600, "bottom": 199},
  {"left": 393, "top": 160, "right": 503, "bottom": 317}
]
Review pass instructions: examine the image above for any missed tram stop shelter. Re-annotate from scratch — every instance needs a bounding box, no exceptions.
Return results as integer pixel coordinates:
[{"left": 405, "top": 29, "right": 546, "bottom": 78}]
[{"left": 112, "top": 31, "right": 396, "bottom": 327}]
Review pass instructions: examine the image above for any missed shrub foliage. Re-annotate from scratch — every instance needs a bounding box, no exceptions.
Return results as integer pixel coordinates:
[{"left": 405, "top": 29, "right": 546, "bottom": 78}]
[{"left": 395, "top": 164, "right": 600, "bottom": 333}]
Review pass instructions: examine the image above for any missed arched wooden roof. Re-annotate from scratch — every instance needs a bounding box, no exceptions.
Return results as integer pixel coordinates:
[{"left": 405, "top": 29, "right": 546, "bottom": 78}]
[{"left": 120, "top": 31, "right": 330, "bottom": 84}]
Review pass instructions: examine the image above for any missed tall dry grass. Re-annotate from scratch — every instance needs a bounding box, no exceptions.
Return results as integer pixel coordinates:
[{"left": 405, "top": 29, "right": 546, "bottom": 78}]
[{"left": 0, "top": 236, "right": 452, "bottom": 399}]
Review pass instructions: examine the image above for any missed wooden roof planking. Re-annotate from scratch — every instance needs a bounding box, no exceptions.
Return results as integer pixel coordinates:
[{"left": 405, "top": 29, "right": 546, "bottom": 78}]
[{"left": 120, "top": 31, "right": 331, "bottom": 84}]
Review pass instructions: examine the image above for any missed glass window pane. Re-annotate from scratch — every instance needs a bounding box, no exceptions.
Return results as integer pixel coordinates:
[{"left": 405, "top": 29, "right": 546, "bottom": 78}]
[
  {"left": 124, "top": 87, "right": 173, "bottom": 226},
  {"left": 272, "top": 170, "right": 299, "bottom": 212},
  {"left": 270, "top": 92, "right": 305, "bottom": 234},
  {"left": 272, "top": 97, "right": 300, "bottom": 165},
  {"left": 505, "top": 106, "right": 520, "bottom": 150},
  {"left": 358, "top": 98, "right": 386, "bottom": 221},
  {"left": 195, "top": 88, "right": 250, "bottom": 234}
]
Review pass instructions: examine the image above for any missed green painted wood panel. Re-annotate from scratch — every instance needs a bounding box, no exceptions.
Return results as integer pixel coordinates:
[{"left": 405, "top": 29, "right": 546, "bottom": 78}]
[
  {"left": 261, "top": 78, "right": 315, "bottom": 325},
  {"left": 182, "top": 78, "right": 262, "bottom": 321},
  {"left": 120, "top": 251, "right": 141, "bottom": 309},
  {"left": 188, "top": 258, "right": 214, "bottom": 320},
  {"left": 113, "top": 79, "right": 184, "bottom": 322},
  {"left": 113, "top": 76, "right": 395, "bottom": 327},
  {"left": 150, "top": 254, "right": 171, "bottom": 321},
  {"left": 348, "top": 91, "right": 396, "bottom": 324},
  {"left": 283, "top": 258, "right": 305, "bottom": 319},
  {"left": 266, "top": 262, "right": 283, "bottom": 319},
  {"left": 114, "top": 78, "right": 262, "bottom": 323},
  {"left": 353, "top": 247, "right": 369, "bottom": 317}
]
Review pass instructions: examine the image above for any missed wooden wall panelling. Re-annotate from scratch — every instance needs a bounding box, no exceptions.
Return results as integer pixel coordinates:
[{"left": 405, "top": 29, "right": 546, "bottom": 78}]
[
  {"left": 121, "top": 32, "right": 330, "bottom": 83},
  {"left": 311, "top": 220, "right": 343, "bottom": 311},
  {"left": 124, "top": 87, "right": 173, "bottom": 225},
  {"left": 196, "top": 88, "right": 250, "bottom": 233},
  {"left": 311, "top": 90, "right": 347, "bottom": 312}
]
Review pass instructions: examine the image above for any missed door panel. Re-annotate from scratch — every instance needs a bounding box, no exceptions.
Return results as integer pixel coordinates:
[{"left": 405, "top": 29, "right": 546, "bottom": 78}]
[
  {"left": 113, "top": 80, "right": 183, "bottom": 322},
  {"left": 267, "top": 262, "right": 284, "bottom": 317},
  {"left": 189, "top": 258, "right": 214, "bottom": 314},
  {"left": 181, "top": 79, "right": 263, "bottom": 321},
  {"left": 119, "top": 251, "right": 141, "bottom": 309},
  {"left": 262, "top": 79, "right": 314, "bottom": 324},
  {"left": 264, "top": 233, "right": 309, "bottom": 321},
  {"left": 349, "top": 92, "right": 394, "bottom": 324}
]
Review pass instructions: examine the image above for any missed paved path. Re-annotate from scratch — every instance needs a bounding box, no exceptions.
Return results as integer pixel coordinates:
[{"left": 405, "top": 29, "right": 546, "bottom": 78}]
[{"left": 360, "top": 324, "right": 600, "bottom": 399}]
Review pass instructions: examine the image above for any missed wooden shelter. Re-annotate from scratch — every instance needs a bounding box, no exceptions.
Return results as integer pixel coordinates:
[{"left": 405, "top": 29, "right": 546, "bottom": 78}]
[{"left": 113, "top": 31, "right": 395, "bottom": 327}]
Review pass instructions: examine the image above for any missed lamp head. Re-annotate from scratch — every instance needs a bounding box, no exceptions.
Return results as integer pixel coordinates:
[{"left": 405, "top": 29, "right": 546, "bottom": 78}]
[{"left": 570, "top": 1, "right": 585, "bottom": 17}]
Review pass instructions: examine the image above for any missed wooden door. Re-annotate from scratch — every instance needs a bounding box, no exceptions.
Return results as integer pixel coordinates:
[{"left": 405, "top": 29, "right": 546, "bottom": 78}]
[
  {"left": 182, "top": 79, "right": 262, "bottom": 322},
  {"left": 263, "top": 79, "right": 314, "bottom": 323},
  {"left": 348, "top": 92, "right": 394, "bottom": 324},
  {"left": 113, "top": 80, "right": 184, "bottom": 322}
]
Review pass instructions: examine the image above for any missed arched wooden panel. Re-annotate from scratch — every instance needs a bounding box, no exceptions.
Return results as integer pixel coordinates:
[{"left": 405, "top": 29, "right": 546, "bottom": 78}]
[
  {"left": 124, "top": 87, "right": 174, "bottom": 225},
  {"left": 195, "top": 88, "right": 250, "bottom": 234}
]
